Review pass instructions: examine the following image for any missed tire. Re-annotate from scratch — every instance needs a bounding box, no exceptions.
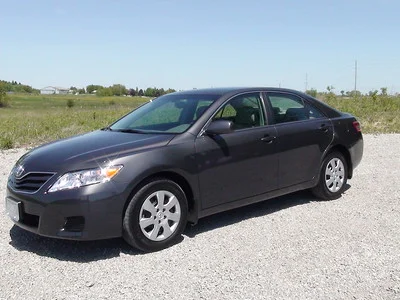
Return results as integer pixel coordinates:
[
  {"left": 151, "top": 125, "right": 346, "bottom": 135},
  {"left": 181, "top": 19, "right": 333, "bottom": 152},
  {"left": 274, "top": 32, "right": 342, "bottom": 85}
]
[
  {"left": 123, "top": 178, "right": 188, "bottom": 252},
  {"left": 312, "top": 152, "right": 348, "bottom": 200}
]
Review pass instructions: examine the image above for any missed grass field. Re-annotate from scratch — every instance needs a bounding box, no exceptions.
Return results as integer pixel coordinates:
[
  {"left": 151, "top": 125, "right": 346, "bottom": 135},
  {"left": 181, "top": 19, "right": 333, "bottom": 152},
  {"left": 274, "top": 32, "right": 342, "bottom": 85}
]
[
  {"left": 0, "top": 94, "right": 146, "bottom": 149},
  {"left": 324, "top": 95, "right": 400, "bottom": 133},
  {"left": 0, "top": 93, "right": 399, "bottom": 149}
]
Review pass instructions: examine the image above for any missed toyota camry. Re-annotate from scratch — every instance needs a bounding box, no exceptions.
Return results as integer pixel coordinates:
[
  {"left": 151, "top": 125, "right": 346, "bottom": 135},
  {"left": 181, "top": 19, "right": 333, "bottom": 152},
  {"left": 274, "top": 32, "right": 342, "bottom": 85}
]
[{"left": 6, "top": 88, "right": 363, "bottom": 252}]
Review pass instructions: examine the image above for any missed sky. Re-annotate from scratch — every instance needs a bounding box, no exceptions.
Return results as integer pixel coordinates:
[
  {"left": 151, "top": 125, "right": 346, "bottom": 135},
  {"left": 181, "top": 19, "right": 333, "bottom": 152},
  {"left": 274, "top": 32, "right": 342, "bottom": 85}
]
[{"left": 1, "top": 0, "right": 400, "bottom": 93}]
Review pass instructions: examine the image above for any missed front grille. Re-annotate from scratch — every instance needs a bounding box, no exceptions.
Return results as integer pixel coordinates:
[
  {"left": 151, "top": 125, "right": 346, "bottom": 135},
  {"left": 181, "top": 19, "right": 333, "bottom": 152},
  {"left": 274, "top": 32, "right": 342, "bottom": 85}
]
[{"left": 9, "top": 172, "right": 55, "bottom": 193}]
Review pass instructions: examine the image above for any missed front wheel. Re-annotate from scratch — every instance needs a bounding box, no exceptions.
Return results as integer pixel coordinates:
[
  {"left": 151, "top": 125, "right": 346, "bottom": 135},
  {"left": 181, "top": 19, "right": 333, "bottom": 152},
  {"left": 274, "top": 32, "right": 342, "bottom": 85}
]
[
  {"left": 123, "top": 179, "right": 188, "bottom": 252},
  {"left": 312, "top": 152, "right": 348, "bottom": 200}
]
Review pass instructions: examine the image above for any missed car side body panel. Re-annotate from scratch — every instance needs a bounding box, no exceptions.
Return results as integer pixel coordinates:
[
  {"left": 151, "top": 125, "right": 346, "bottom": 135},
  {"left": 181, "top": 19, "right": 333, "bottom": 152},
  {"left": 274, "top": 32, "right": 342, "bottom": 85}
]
[
  {"left": 273, "top": 118, "right": 333, "bottom": 188},
  {"left": 327, "top": 115, "right": 364, "bottom": 177},
  {"left": 195, "top": 126, "right": 279, "bottom": 210}
]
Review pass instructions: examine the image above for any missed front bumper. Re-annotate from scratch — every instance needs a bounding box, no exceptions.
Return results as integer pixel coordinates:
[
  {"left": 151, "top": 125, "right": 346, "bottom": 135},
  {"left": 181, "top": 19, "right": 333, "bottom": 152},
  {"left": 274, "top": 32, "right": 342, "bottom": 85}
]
[{"left": 6, "top": 181, "right": 127, "bottom": 240}]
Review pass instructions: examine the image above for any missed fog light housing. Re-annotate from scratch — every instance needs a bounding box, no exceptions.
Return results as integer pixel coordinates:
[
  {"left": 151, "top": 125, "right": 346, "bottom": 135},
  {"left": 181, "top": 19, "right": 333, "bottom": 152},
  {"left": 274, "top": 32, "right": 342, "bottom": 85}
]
[{"left": 63, "top": 216, "right": 85, "bottom": 232}]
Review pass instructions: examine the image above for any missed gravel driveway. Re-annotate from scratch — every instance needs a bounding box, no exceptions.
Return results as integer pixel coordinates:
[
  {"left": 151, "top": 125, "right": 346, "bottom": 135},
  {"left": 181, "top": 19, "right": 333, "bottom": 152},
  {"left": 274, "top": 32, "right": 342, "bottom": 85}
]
[{"left": 0, "top": 134, "right": 399, "bottom": 300}]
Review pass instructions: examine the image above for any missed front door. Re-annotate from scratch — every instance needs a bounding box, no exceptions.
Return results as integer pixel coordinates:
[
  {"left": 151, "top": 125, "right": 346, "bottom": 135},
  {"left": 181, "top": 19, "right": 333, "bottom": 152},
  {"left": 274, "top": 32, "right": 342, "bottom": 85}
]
[{"left": 195, "top": 92, "right": 279, "bottom": 209}]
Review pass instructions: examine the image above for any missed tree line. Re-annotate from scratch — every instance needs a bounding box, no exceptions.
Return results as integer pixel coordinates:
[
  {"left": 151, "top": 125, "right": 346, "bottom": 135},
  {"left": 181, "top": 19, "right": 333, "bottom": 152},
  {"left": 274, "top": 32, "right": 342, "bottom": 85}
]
[
  {"left": 305, "top": 86, "right": 389, "bottom": 98},
  {"left": 0, "top": 80, "right": 39, "bottom": 94},
  {"left": 70, "top": 84, "right": 176, "bottom": 97},
  {"left": 0, "top": 80, "right": 177, "bottom": 97}
]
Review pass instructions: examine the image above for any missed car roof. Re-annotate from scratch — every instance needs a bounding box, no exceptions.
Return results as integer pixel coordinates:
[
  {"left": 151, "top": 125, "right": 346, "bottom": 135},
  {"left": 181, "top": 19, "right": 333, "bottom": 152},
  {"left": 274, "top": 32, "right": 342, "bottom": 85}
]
[{"left": 172, "top": 87, "right": 306, "bottom": 97}]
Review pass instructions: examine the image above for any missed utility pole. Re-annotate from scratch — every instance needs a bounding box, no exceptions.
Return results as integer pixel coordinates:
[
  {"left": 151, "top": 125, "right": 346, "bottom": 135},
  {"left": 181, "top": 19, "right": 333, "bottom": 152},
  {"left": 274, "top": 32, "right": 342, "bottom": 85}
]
[
  {"left": 305, "top": 73, "right": 308, "bottom": 92},
  {"left": 354, "top": 60, "right": 357, "bottom": 95}
]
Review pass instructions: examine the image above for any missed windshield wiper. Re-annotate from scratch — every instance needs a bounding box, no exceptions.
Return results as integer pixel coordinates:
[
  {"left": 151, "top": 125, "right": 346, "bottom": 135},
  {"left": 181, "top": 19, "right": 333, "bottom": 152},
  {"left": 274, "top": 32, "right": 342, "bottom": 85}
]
[
  {"left": 114, "top": 128, "right": 147, "bottom": 134},
  {"left": 101, "top": 126, "right": 113, "bottom": 131}
]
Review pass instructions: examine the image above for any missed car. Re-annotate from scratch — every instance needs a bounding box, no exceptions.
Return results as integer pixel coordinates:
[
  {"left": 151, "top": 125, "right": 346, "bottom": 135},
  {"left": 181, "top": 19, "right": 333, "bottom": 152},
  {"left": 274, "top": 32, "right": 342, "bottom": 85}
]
[{"left": 6, "top": 87, "right": 363, "bottom": 252}]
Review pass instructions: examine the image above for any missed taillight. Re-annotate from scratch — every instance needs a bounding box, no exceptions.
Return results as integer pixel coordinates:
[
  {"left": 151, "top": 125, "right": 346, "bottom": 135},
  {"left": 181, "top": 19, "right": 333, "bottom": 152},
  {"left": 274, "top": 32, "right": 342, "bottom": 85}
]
[{"left": 352, "top": 121, "right": 361, "bottom": 132}]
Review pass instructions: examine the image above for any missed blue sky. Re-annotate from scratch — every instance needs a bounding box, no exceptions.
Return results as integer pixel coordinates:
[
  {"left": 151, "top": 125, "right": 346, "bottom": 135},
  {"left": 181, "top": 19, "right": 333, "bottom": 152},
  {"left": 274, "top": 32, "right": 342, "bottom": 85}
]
[{"left": 1, "top": 0, "right": 399, "bottom": 93}]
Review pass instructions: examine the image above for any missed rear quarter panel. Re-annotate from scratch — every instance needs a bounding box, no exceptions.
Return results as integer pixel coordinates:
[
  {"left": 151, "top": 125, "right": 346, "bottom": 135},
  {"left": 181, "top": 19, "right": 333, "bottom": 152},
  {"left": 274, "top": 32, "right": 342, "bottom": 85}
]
[{"left": 329, "top": 114, "right": 364, "bottom": 174}]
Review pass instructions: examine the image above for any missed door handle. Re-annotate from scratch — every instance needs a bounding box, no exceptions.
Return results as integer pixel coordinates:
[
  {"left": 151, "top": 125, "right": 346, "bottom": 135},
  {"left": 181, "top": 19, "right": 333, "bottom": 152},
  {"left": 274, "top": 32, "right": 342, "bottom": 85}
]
[
  {"left": 261, "top": 136, "right": 276, "bottom": 143},
  {"left": 318, "top": 124, "right": 329, "bottom": 133}
]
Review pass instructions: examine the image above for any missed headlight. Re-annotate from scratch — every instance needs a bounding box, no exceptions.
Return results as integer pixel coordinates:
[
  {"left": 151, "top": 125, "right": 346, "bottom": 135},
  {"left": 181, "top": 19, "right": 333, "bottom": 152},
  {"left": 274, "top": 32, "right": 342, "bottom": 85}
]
[{"left": 48, "top": 165, "right": 123, "bottom": 193}]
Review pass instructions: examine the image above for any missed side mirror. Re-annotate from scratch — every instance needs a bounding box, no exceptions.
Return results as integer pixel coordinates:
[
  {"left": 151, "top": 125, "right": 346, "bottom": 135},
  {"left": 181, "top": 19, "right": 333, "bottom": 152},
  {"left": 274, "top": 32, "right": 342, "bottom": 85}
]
[{"left": 205, "top": 120, "right": 234, "bottom": 135}]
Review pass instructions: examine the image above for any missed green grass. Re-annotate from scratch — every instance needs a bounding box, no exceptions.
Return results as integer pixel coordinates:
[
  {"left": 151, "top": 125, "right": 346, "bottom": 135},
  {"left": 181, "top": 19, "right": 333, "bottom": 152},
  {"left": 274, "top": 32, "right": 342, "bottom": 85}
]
[
  {"left": 0, "top": 93, "right": 399, "bottom": 149},
  {"left": 0, "top": 94, "right": 147, "bottom": 149},
  {"left": 323, "top": 95, "right": 400, "bottom": 133}
]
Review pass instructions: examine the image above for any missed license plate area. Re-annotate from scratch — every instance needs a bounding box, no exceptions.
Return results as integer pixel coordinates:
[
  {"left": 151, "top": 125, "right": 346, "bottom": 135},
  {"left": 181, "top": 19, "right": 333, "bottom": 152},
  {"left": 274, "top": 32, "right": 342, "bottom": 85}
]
[{"left": 6, "top": 198, "right": 21, "bottom": 222}]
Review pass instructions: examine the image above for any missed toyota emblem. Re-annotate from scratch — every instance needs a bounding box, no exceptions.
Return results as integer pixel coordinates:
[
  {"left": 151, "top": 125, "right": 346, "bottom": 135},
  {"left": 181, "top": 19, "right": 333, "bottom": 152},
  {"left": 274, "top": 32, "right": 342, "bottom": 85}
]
[{"left": 14, "top": 165, "right": 25, "bottom": 178}]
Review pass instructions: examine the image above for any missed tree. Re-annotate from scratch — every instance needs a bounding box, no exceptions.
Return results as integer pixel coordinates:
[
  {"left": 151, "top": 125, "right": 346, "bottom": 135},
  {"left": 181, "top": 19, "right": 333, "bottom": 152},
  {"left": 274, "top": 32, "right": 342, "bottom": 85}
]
[
  {"left": 78, "top": 88, "right": 86, "bottom": 94},
  {"left": 110, "top": 84, "right": 127, "bottom": 96},
  {"left": 154, "top": 88, "right": 161, "bottom": 97},
  {"left": 340, "top": 90, "right": 345, "bottom": 97},
  {"left": 305, "top": 88, "right": 317, "bottom": 97},
  {"left": 144, "top": 87, "right": 155, "bottom": 97},
  {"left": 143, "top": 87, "right": 166, "bottom": 97},
  {"left": 0, "top": 80, "right": 35, "bottom": 93},
  {"left": 96, "top": 87, "right": 112, "bottom": 96},
  {"left": 325, "top": 85, "right": 336, "bottom": 101},
  {"left": 165, "top": 88, "right": 176, "bottom": 94},
  {"left": 128, "top": 88, "right": 136, "bottom": 96},
  {"left": 326, "top": 85, "right": 335, "bottom": 93},
  {"left": 86, "top": 84, "right": 104, "bottom": 94},
  {"left": 380, "top": 87, "right": 388, "bottom": 96},
  {"left": 138, "top": 89, "right": 144, "bottom": 96}
]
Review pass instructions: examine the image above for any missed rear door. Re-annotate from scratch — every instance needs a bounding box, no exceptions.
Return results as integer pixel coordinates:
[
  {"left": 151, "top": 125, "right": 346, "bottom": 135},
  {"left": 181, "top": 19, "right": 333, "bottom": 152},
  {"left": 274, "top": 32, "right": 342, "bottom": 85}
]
[
  {"left": 195, "top": 92, "right": 279, "bottom": 209},
  {"left": 264, "top": 92, "right": 333, "bottom": 188}
]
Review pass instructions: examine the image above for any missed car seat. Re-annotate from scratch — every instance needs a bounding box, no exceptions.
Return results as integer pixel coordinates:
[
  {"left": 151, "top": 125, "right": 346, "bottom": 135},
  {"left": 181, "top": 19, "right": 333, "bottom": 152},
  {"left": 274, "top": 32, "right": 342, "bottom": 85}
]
[
  {"left": 284, "top": 108, "right": 309, "bottom": 122},
  {"left": 234, "top": 107, "right": 260, "bottom": 129}
]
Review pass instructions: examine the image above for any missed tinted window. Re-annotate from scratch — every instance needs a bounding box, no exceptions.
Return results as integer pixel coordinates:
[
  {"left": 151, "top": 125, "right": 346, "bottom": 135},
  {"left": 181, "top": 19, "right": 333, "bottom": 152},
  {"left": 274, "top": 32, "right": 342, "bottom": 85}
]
[
  {"left": 213, "top": 92, "right": 265, "bottom": 130},
  {"left": 306, "top": 103, "right": 325, "bottom": 119},
  {"left": 267, "top": 93, "right": 324, "bottom": 124},
  {"left": 193, "top": 100, "right": 214, "bottom": 121},
  {"left": 132, "top": 101, "right": 183, "bottom": 127},
  {"left": 111, "top": 93, "right": 219, "bottom": 133}
]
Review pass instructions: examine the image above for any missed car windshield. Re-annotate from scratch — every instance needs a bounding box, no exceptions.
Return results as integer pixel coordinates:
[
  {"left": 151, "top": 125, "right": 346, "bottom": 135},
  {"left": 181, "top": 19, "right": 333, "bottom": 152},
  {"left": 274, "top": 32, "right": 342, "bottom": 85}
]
[{"left": 110, "top": 93, "right": 220, "bottom": 134}]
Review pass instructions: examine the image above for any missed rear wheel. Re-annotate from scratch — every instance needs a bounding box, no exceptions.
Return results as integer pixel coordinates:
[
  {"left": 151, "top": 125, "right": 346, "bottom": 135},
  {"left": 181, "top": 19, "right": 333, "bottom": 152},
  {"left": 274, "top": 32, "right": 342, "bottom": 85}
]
[
  {"left": 123, "top": 179, "right": 188, "bottom": 252},
  {"left": 312, "top": 152, "right": 348, "bottom": 200}
]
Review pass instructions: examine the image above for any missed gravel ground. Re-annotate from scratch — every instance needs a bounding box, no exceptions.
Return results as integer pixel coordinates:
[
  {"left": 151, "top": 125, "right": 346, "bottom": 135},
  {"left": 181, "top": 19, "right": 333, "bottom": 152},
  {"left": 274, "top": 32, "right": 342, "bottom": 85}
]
[{"left": 0, "top": 134, "right": 399, "bottom": 300}]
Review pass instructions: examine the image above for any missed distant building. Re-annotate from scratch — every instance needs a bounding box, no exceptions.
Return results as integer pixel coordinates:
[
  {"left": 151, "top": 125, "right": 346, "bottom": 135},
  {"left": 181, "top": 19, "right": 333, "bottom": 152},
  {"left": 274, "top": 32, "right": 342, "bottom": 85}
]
[{"left": 40, "top": 86, "right": 69, "bottom": 95}]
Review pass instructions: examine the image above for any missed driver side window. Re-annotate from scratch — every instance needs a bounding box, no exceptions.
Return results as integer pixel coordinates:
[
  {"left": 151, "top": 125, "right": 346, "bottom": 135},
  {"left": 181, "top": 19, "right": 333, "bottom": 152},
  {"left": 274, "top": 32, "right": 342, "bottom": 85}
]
[{"left": 213, "top": 93, "right": 265, "bottom": 130}]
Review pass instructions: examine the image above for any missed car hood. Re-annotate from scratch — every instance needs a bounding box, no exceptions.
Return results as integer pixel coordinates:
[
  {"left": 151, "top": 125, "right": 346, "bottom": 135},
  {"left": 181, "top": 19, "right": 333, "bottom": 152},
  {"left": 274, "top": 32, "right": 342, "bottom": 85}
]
[{"left": 16, "top": 130, "right": 175, "bottom": 173}]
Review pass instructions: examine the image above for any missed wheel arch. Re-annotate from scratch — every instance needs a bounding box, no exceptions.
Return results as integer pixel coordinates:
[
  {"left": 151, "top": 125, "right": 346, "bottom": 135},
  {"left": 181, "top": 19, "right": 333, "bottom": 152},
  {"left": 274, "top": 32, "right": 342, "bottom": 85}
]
[
  {"left": 325, "top": 144, "right": 353, "bottom": 179},
  {"left": 123, "top": 171, "right": 198, "bottom": 225}
]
